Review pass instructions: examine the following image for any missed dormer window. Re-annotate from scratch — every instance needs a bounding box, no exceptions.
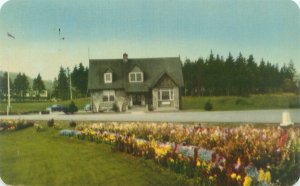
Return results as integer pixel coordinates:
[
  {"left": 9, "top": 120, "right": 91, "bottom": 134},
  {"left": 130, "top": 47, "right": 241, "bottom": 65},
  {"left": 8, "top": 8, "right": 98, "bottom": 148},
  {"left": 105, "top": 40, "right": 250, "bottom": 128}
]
[
  {"left": 129, "top": 72, "right": 143, "bottom": 83},
  {"left": 104, "top": 72, "right": 112, "bottom": 83}
]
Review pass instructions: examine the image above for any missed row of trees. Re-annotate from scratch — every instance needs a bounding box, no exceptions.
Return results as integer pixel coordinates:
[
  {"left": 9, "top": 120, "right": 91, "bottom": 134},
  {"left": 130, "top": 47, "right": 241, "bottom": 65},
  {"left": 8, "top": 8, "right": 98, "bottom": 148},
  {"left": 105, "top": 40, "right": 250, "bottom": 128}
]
[
  {"left": 52, "top": 63, "right": 88, "bottom": 100},
  {"left": 183, "top": 52, "right": 298, "bottom": 96},
  {"left": 1, "top": 53, "right": 298, "bottom": 101},
  {"left": 0, "top": 62, "right": 88, "bottom": 101},
  {"left": 0, "top": 73, "right": 46, "bottom": 100}
]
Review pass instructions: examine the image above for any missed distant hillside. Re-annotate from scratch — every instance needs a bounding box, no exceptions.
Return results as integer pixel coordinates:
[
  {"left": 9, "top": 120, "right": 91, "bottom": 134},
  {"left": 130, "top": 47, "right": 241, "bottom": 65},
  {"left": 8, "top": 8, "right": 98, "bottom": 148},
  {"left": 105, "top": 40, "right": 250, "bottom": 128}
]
[{"left": 0, "top": 71, "right": 53, "bottom": 91}]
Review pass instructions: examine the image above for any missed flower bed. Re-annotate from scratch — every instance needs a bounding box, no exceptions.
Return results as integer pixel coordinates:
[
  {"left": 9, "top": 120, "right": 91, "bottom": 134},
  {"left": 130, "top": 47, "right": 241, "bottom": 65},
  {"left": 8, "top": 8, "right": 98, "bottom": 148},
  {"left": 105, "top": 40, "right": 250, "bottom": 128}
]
[
  {"left": 0, "top": 120, "right": 34, "bottom": 132},
  {"left": 60, "top": 122, "right": 300, "bottom": 186}
]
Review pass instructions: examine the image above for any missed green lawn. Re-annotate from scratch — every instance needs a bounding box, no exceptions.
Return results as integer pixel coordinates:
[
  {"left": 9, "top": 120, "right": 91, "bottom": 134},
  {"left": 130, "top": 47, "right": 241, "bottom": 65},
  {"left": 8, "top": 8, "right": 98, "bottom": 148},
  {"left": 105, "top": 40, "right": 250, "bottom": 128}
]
[
  {"left": 0, "top": 124, "right": 187, "bottom": 186},
  {"left": 0, "top": 98, "right": 89, "bottom": 114},
  {"left": 182, "top": 93, "right": 300, "bottom": 111},
  {"left": 1, "top": 94, "right": 299, "bottom": 114}
]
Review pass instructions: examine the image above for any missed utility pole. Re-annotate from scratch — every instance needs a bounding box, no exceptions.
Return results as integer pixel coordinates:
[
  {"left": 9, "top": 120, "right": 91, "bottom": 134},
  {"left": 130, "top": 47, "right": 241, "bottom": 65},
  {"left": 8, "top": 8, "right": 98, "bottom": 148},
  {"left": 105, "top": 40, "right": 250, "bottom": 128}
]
[
  {"left": 7, "top": 71, "right": 10, "bottom": 115},
  {"left": 58, "top": 28, "right": 71, "bottom": 100},
  {"left": 67, "top": 68, "right": 72, "bottom": 100},
  {"left": 6, "top": 32, "right": 15, "bottom": 115}
]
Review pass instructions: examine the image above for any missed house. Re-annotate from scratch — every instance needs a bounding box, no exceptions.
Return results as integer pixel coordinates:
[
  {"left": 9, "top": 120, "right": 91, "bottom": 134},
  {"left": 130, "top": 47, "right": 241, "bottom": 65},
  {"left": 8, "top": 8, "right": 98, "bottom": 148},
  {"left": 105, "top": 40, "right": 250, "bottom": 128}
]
[{"left": 88, "top": 53, "right": 184, "bottom": 112}]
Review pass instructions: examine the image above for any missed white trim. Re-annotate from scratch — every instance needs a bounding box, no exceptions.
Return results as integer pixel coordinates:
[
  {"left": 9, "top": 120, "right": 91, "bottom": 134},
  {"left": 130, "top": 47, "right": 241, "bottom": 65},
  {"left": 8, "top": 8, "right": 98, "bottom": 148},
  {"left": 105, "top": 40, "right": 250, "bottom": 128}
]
[
  {"left": 102, "top": 90, "right": 115, "bottom": 102},
  {"left": 158, "top": 88, "right": 174, "bottom": 101},
  {"left": 129, "top": 72, "right": 143, "bottom": 83},
  {"left": 104, "top": 73, "right": 112, "bottom": 83}
]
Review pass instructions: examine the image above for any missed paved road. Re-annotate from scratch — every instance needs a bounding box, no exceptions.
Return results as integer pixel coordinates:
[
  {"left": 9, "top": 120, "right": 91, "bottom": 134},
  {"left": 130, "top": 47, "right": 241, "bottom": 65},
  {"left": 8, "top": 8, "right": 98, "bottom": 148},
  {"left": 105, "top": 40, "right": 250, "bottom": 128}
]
[{"left": 1, "top": 109, "right": 300, "bottom": 123}]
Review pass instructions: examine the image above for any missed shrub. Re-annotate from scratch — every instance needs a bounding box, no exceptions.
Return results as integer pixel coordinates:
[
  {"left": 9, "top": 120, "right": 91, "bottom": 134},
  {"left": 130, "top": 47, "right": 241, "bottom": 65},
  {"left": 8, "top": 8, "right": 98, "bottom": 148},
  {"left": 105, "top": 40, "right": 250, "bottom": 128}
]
[
  {"left": 69, "top": 120, "right": 76, "bottom": 128},
  {"left": 47, "top": 119, "right": 54, "bottom": 127},
  {"left": 289, "top": 101, "right": 300, "bottom": 108},
  {"left": 64, "top": 101, "right": 78, "bottom": 114},
  {"left": 69, "top": 101, "right": 78, "bottom": 113},
  {"left": 112, "top": 103, "right": 119, "bottom": 112},
  {"left": 204, "top": 100, "right": 213, "bottom": 111}
]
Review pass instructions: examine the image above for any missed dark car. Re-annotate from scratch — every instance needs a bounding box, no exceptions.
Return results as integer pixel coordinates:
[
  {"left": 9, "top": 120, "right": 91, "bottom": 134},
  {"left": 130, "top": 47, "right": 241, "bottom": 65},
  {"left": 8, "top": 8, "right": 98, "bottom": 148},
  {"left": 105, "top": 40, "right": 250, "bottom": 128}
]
[{"left": 46, "top": 104, "right": 65, "bottom": 112}]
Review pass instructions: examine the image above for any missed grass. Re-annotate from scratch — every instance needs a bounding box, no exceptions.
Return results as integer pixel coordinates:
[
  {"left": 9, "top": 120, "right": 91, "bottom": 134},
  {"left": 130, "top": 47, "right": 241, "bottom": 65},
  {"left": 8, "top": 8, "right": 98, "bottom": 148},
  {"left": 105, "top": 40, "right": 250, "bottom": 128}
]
[
  {"left": 0, "top": 123, "right": 187, "bottom": 186},
  {"left": 182, "top": 93, "right": 300, "bottom": 111},
  {"left": 0, "top": 98, "right": 89, "bottom": 113},
  {"left": 1, "top": 94, "right": 299, "bottom": 114}
]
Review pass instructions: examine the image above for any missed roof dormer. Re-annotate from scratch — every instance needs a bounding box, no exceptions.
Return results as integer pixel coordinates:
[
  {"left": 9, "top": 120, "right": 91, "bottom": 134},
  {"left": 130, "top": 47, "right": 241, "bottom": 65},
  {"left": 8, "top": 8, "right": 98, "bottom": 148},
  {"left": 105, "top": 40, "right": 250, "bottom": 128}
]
[
  {"left": 129, "top": 65, "right": 143, "bottom": 83},
  {"left": 104, "top": 69, "right": 112, "bottom": 83}
]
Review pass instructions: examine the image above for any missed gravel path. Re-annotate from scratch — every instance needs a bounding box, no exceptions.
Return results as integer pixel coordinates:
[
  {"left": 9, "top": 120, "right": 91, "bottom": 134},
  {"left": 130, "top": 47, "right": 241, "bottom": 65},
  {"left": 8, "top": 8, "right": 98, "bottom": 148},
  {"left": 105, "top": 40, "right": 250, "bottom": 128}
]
[{"left": 1, "top": 109, "right": 300, "bottom": 124}]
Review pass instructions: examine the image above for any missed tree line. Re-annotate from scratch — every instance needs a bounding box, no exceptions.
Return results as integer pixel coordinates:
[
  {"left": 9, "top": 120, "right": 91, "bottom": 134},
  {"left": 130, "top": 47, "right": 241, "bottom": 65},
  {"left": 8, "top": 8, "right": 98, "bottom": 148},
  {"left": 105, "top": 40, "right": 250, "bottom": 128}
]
[
  {"left": 183, "top": 52, "right": 298, "bottom": 96},
  {"left": 0, "top": 73, "right": 46, "bottom": 101},
  {"left": 1, "top": 53, "right": 298, "bottom": 101},
  {"left": 52, "top": 63, "right": 88, "bottom": 100},
  {"left": 0, "top": 62, "right": 88, "bottom": 101}
]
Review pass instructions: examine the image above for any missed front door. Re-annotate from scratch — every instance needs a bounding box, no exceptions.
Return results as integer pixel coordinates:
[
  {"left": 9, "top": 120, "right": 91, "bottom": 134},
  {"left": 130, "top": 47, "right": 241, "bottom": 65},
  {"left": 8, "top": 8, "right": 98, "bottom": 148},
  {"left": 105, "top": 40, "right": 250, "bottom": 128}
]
[{"left": 132, "top": 94, "right": 141, "bottom": 105}]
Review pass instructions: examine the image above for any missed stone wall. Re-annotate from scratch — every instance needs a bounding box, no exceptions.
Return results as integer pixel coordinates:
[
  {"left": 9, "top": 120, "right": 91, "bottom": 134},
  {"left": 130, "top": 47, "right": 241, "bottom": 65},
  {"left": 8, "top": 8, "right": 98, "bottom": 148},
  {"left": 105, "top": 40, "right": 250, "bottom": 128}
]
[
  {"left": 91, "top": 90, "right": 128, "bottom": 112},
  {"left": 173, "top": 87, "right": 180, "bottom": 109},
  {"left": 151, "top": 74, "right": 180, "bottom": 111},
  {"left": 152, "top": 87, "right": 179, "bottom": 110},
  {"left": 152, "top": 89, "right": 159, "bottom": 110}
]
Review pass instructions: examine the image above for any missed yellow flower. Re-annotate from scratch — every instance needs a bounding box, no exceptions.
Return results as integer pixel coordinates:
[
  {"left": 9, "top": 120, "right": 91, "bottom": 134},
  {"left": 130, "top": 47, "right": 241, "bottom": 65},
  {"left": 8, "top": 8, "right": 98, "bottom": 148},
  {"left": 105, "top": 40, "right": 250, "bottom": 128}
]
[
  {"left": 258, "top": 168, "right": 265, "bottom": 181},
  {"left": 236, "top": 175, "right": 241, "bottom": 181},
  {"left": 196, "top": 160, "right": 201, "bottom": 167},
  {"left": 207, "top": 163, "right": 212, "bottom": 171},
  {"left": 209, "top": 176, "right": 214, "bottom": 180},
  {"left": 231, "top": 173, "right": 237, "bottom": 179},
  {"left": 265, "top": 171, "right": 271, "bottom": 183},
  {"left": 237, "top": 157, "right": 241, "bottom": 165},
  {"left": 243, "top": 176, "right": 252, "bottom": 186},
  {"left": 178, "top": 153, "right": 183, "bottom": 160}
]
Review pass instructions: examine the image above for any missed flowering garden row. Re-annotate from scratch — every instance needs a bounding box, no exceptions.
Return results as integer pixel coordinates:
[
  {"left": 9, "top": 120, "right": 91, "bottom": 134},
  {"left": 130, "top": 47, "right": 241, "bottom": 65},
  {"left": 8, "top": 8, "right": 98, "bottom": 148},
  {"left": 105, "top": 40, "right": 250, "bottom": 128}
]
[
  {"left": 60, "top": 122, "right": 300, "bottom": 186},
  {"left": 0, "top": 120, "right": 34, "bottom": 132}
]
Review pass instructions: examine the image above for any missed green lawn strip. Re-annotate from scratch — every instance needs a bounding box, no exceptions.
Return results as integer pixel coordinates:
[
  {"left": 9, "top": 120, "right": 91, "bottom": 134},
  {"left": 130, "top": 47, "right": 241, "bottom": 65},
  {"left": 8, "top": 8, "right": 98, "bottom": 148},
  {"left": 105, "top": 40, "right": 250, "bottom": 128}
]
[
  {"left": 182, "top": 93, "right": 299, "bottom": 111},
  {"left": 1, "top": 94, "right": 299, "bottom": 113},
  {"left": 0, "top": 98, "right": 89, "bottom": 113},
  {"left": 0, "top": 126, "right": 187, "bottom": 186}
]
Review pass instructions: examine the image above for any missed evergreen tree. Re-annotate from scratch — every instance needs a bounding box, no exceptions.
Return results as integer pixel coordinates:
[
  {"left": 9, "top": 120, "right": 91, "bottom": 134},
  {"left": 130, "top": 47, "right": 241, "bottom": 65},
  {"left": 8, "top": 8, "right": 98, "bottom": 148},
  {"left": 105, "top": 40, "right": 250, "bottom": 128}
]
[
  {"left": 71, "top": 63, "right": 89, "bottom": 97},
  {"left": 224, "top": 53, "right": 235, "bottom": 96},
  {"left": 13, "top": 73, "right": 29, "bottom": 99},
  {"left": 0, "top": 72, "right": 13, "bottom": 97},
  {"left": 246, "top": 55, "right": 258, "bottom": 94},
  {"left": 32, "top": 73, "right": 46, "bottom": 99},
  {"left": 54, "top": 67, "right": 69, "bottom": 100},
  {"left": 181, "top": 52, "right": 297, "bottom": 96}
]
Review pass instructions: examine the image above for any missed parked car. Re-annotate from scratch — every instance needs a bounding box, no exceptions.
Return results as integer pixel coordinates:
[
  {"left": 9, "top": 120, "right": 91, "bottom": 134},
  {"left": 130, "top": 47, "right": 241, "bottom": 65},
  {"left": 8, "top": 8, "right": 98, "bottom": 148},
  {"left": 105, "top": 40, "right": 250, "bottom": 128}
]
[
  {"left": 84, "top": 104, "right": 91, "bottom": 112},
  {"left": 46, "top": 104, "right": 65, "bottom": 112}
]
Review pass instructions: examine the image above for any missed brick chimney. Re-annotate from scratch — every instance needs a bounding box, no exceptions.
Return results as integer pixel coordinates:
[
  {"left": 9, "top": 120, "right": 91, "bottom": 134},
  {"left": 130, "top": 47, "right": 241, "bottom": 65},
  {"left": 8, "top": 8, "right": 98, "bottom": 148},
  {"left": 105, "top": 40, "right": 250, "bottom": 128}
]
[{"left": 123, "top": 53, "right": 128, "bottom": 62}]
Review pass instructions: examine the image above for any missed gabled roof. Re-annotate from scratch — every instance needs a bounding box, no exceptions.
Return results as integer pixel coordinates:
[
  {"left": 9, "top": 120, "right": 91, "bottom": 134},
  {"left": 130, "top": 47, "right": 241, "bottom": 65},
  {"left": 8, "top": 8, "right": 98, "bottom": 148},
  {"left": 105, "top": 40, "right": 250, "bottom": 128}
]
[{"left": 88, "top": 57, "right": 184, "bottom": 91}]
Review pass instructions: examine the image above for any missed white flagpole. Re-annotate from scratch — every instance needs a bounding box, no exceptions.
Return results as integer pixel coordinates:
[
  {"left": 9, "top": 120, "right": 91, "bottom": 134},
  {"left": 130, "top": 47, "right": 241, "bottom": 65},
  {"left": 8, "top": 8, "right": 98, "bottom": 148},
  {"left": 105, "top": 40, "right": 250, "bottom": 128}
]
[
  {"left": 69, "top": 69, "right": 72, "bottom": 100},
  {"left": 6, "top": 32, "right": 15, "bottom": 115},
  {"left": 7, "top": 68, "right": 10, "bottom": 115}
]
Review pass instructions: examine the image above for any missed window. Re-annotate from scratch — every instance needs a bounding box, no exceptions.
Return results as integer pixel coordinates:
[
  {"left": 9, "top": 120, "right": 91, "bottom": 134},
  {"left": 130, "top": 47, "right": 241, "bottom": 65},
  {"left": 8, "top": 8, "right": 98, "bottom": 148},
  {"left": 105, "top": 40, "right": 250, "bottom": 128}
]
[
  {"left": 104, "top": 73, "right": 112, "bottom": 83},
  {"left": 102, "top": 90, "right": 115, "bottom": 102},
  {"left": 129, "top": 72, "right": 143, "bottom": 82},
  {"left": 136, "top": 73, "right": 142, "bottom": 82},
  {"left": 158, "top": 89, "right": 174, "bottom": 101}
]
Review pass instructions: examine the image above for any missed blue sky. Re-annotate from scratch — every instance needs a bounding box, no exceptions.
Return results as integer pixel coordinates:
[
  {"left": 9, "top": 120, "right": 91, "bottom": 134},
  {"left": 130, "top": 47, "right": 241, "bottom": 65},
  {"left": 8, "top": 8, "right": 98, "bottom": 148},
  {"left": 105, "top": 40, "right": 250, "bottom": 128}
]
[{"left": 0, "top": 0, "right": 299, "bottom": 80}]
